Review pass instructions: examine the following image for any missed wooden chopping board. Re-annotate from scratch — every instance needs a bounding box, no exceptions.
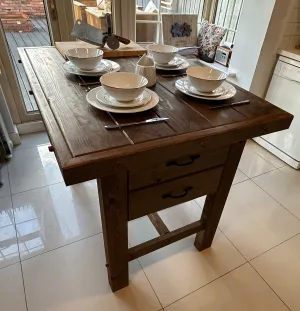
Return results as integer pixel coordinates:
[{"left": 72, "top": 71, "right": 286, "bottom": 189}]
[{"left": 55, "top": 40, "right": 147, "bottom": 59}]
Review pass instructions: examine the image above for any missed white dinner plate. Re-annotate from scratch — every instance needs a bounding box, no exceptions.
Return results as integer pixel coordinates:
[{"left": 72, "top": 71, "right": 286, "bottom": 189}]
[
  {"left": 175, "top": 78, "right": 236, "bottom": 101},
  {"left": 156, "top": 57, "right": 184, "bottom": 68},
  {"left": 156, "top": 59, "right": 189, "bottom": 71},
  {"left": 87, "top": 86, "right": 159, "bottom": 113},
  {"left": 186, "top": 83, "right": 226, "bottom": 97},
  {"left": 96, "top": 88, "right": 152, "bottom": 108},
  {"left": 63, "top": 59, "right": 120, "bottom": 76}
]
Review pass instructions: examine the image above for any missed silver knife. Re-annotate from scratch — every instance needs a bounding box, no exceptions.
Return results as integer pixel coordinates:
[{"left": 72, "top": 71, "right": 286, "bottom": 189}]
[{"left": 105, "top": 117, "right": 169, "bottom": 130}]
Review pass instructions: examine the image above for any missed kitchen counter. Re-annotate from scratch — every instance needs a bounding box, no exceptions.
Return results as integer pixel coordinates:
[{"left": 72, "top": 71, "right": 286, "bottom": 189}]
[{"left": 278, "top": 48, "right": 300, "bottom": 62}]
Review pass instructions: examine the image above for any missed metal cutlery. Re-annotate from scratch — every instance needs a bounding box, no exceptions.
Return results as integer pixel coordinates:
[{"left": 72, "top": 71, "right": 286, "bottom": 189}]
[
  {"left": 79, "top": 81, "right": 101, "bottom": 87},
  {"left": 105, "top": 117, "right": 169, "bottom": 130},
  {"left": 161, "top": 73, "right": 187, "bottom": 78},
  {"left": 209, "top": 100, "right": 250, "bottom": 110}
]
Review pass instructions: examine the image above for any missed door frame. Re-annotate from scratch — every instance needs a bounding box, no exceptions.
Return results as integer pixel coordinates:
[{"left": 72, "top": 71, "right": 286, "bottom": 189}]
[
  {"left": 0, "top": 0, "right": 75, "bottom": 124},
  {"left": 0, "top": 26, "right": 40, "bottom": 123},
  {"left": 45, "top": 0, "right": 75, "bottom": 42},
  {"left": 112, "top": 0, "right": 136, "bottom": 41}
]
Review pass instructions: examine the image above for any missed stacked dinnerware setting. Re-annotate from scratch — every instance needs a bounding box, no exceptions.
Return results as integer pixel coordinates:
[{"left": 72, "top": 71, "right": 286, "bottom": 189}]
[
  {"left": 86, "top": 72, "right": 160, "bottom": 113},
  {"left": 64, "top": 47, "right": 160, "bottom": 114},
  {"left": 146, "top": 43, "right": 236, "bottom": 101},
  {"left": 64, "top": 47, "right": 120, "bottom": 76},
  {"left": 146, "top": 44, "right": 189, "bottom": 71},
  {"left": 175, "top": 66, "right": 236, "bottom": 101}
]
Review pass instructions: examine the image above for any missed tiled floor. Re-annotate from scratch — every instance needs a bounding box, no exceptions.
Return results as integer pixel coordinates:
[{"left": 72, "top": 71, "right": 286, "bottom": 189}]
[{"left": 1, "top": 132, "right": 299, "bottom": 311}]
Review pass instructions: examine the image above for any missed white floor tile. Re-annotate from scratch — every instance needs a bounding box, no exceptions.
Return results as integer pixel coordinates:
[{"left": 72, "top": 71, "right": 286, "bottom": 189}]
[
  {"left": 233, "top": 169, "right": 248, "bottom": 185},
  {"left": 252, "top": 234, "right": 300, "bottom": 311},
  {"left": 195, "top": 196, "right": 206, "bottom": 208},
  {"left": 0, "top": 163, "right": 11, "bottom": 198},
  {"left": 22, "top": 234, "right": 161, "bottom": 311},
  {"left": 0, "top": 196, "right": 20, "bottom": 269},
  {"left": 8, "top": 145, "right": 63, "bottom": 194},
  {"left": 194, "top": 169, "right": 247, "bottom": 209},
  {"left": 238, "top": 141, "right": 277, "bottom": 178},
  {"left": 129, "top": 213, "right": 245, "bottom": 307},
  {"left": 219, "top": 180, "right": 300, "bottom": 260},
  {"left": 158, "top": 200, "right": 202, "bottom": 230},
  {"left": 16, "top": 132, "right": 50, "bottom": 150},
  {"left": 129, "top": 216, "right": 159, "bottom": 247},
  {"left": 0, "top": 263, "right": 27, "bottom": 311},
  {"left": 12, "top": 181, "right": 101, "bottom": 260},
  {"left": 247, "top": 140, "right": 286, "bottom": 168},
  {"left": 253, "top": 166, "right": 300, "bottom": 219},
  {"left": 165, "top": 264, "right": 289, "bottom": 311}
]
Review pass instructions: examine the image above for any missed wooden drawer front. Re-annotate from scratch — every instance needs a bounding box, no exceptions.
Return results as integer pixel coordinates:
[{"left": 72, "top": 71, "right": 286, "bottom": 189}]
[
  {"left": 129, "top": 166, "right": 223, "bottom": 220},
  {"left": 129, "top": 147, "right": 229, "bottom": 191}
]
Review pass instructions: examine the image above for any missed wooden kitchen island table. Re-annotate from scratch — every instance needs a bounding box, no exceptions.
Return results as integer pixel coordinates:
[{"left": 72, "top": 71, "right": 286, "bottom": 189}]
[{"left": 19, "top": 46, "right": 293, "bottom": 292}]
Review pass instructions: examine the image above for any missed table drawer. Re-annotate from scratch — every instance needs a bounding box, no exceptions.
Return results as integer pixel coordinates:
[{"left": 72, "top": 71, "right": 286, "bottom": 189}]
[
  {"left": 129, "top": 146, "right": 229, "bottom": 191},
  {"left": 129, "top": 166, "right": 223, "bottom": 220}
]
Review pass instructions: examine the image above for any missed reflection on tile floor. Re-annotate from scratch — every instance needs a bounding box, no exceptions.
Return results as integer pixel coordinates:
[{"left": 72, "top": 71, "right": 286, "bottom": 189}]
[
  {"left": 12, "top": 181, "right": 101, "bottom": 260},
  {"left": 0, "top": 196, "right": 19, "bottom": 269},
  {"left": 1, "top": 133, "right": 300, "bottom": 311},
  {"left": 8, "top": 145, "right": 63, "bottom": 194}
]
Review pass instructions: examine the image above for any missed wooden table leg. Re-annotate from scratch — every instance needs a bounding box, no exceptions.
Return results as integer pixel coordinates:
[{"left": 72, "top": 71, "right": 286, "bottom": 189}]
[
  {"left": 194, "top": 141, "right": 246, "bottom": 251},
  {"left": 97, "top": 169, "right": 129, "bottom": 292}
]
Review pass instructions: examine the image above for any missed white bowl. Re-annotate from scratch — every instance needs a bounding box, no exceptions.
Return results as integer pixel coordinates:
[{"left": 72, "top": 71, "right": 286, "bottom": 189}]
[
  {"left": 186, "top": 66, "right": 228, "bottom": 92},
  {"left": 100, "top": 72, "right": 148, "bottom": 102},
  {"left": 66, "top": 48, "right": 103, "bottom": 71},
  {"left": 147, "top": 44, "right": 178, "bottom": 64}
]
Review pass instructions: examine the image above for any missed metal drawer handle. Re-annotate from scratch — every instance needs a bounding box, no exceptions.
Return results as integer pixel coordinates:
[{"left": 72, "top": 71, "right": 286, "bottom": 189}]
[
  {"left": 162, "top": 187, "right": 193, "bottom": 199},
  {"left": 166, "top": 155, "right": 200, "bottom": 167}
]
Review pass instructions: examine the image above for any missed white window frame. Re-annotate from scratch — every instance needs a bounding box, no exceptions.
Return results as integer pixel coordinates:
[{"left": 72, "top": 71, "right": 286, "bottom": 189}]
[{"left": 129, "top": 0, "right": 243, "bottom": 44}]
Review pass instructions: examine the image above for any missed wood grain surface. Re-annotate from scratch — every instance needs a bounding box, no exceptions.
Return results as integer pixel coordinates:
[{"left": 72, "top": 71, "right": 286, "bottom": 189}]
[
  {"left": 129, "top": 166, "right": 223, "bottom": 220},
  {"left": 19, "top": 46, "right": 295, "bottom": 293},
  {"left": 128, "top": 220, "right": 205, "bottom": 261},
  {"left": 97, "top": 168, "right": 129, "bottom": 291},
  {"left": 21, "top": 46, "right": 293, "bottom": 185}
]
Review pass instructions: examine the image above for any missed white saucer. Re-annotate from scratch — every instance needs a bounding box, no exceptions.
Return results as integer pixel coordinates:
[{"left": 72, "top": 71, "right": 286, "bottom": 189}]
[
  {"left": 96, "top": 88, "right": 152, "bottom": 108},
  {"left": 63, "top": 60, "right": 120, "bottom": 76},
  {"left": 185, "top": 83, "right": 226, "bottom": 97},
  {"left": 87, "top": 86, "right": 159, "bottom": 113},
  {"left": 156, "top": 57, "right": 184, "bottom": 68},
  {"left": 156, "top": 59, "right": 189, "bottom": 71},
  {"left": 175, "top": 78, "right": 236, "bottom": 101}
]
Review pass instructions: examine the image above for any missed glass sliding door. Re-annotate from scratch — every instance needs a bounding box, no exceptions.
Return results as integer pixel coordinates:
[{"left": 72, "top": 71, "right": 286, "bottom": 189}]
[
  {"left": 0, "top": 0, "right": 75, "bottom": 123},
  {"left": 0, "top": 1, "right": 52, "bottom": 116}
]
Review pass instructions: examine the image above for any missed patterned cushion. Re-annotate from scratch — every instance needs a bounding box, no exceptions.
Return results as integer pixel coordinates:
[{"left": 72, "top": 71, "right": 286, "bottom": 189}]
[{"left": 197, "top": 21, "right": 227, "bottom": 62}]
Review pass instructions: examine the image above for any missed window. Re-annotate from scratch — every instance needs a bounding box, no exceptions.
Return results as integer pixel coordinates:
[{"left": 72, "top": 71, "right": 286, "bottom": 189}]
[
  {"left": 135, "top": 0, "right": 243, "bottom": 44},
  {"left": 214, "top": 0, "right": 244, "bottom": 42}
]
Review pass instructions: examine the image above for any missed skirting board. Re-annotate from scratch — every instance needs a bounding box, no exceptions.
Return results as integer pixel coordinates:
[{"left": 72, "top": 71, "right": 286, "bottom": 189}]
[
  {"left": 17, "top": 121, "right": 45, "bottom": 135},
  {"left": 253, "top": 137, "right": 300, "bottom": 169},
  {"left": 9, "top": 124, "right": 21, "bottom": 146}
]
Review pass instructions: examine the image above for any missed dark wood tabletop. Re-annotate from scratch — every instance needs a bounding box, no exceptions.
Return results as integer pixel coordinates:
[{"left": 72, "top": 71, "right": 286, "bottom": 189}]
[
  {"left": 19, "top": 46, "right": 293, "bottom": 292},
  {"left": 19, "top": 46, "right": 293, "bottom": 185}
]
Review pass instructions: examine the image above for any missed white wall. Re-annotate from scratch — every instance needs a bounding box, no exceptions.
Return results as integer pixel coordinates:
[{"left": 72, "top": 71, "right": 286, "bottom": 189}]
[{"left": 228, "top": 0, "right": 294, "bottom": 98}]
